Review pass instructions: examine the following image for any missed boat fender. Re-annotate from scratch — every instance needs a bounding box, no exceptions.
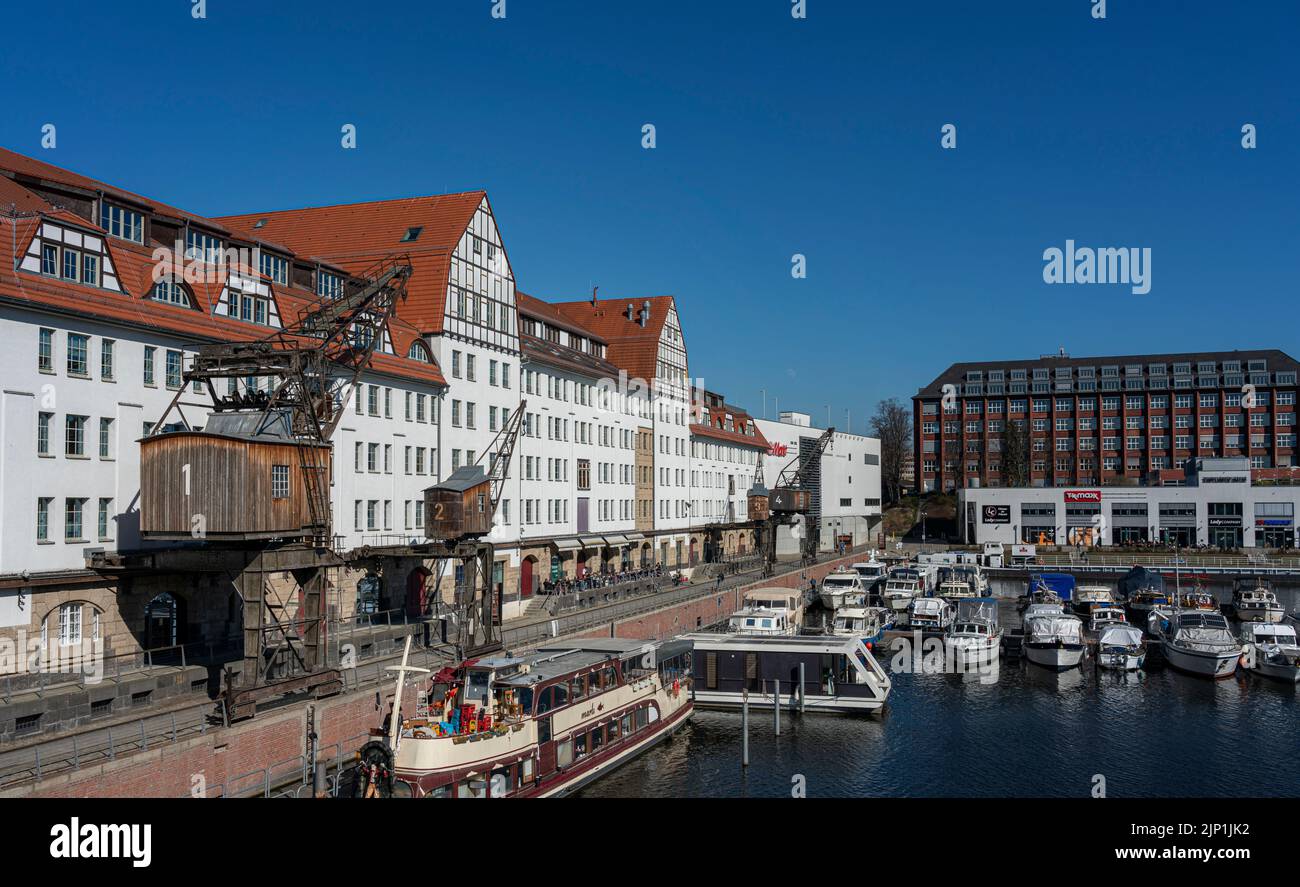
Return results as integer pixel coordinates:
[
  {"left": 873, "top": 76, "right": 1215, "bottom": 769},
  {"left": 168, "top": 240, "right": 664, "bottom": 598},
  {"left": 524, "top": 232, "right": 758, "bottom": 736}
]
[{"left": 672, "top": 679, "right": 680, "bottom": 698}]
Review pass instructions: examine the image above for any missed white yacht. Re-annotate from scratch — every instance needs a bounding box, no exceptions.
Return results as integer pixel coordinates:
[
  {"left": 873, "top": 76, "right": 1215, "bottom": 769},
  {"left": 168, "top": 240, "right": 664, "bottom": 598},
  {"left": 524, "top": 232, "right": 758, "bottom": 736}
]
[
  {"left": 830, "top": 606, "right": 889, "bottom": 645},
  {"left": 944, "top": 598, "right": 1002, "bottom": 669},
  {"left": 819, "top": 569, "right": 867, "bottom": 612},
  {"left": 1239, "top": 622, "right": 1300, "bottom": 683},
  {"left": 1147, "top": 609, "right": 1241, "bottom": 679},
  {"left": 908, "top": 596, "right": 955, "bottom": 632},
  {"left": 882, "top": 567, "right": 925, "bottom": 613},
  {"left": 1096, "top": 624, "right": 1146, "bottom": 672},
  {"left": 1072, "top": 584, "right": 1115, "bottom": 615},
  {"left": 937, "top": 565, "right": 987, "bottom": 603},
  {"left": 729, "top": 588, "right": 805, "bottom": 636},
  {"left": 1084, "top": 601, "right": 1129, "bottom": 635},
  {"left": 850, "top": 558, "right": 888, "bottom": 594},
  {"left": 1022, "top": 603, "right": 1085, "bottom": 670},
  {"left": 1231, "top": 580, "right": 1285, "bottom": 624}
]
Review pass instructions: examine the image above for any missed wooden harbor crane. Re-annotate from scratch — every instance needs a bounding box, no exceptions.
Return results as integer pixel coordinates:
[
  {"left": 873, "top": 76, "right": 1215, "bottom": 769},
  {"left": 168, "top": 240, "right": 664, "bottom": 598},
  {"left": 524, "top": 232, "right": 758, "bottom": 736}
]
[
  {"left": 131, "top": 255, "right": 414, "bottom": 720},
  {"left": 752, "top": 426, "right": 835, "bottom": 575}
]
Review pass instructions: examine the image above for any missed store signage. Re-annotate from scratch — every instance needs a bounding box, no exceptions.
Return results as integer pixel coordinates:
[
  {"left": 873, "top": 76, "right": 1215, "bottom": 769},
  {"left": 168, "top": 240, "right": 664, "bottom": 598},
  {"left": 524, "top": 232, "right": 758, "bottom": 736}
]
[
  {"left": 1064, "top": 490, "right": 1101, "bottom": 503},
  {"left": 1256, "top": 518, "right": 1293, "bottom": 527},
  {"left": 1208, "top": 516, "right": 1241, "bottom": 528},
  {"left": 1012, "top": 544, "right": 1037, "bottom": 558},
  {"left": 769, "top": 443, "right": 789, "bottom": 457},
  {"left": 981, "top": 505, "right": 1011, "bottom": 524}
]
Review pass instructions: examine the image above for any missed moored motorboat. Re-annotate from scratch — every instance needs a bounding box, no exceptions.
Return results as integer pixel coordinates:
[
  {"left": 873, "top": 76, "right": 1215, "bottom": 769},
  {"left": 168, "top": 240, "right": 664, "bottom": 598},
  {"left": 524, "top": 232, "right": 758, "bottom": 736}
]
[
  {"left": 908, "top": 596, "right": 955, "bottom": 633},
  {"left": 937, "top": 564, "right": 988, "bottom": 603},
  {"left": 882, "top": 566, "right": 924, "bottom": 613},
  {"left": 830, "top": 606, "right": 889, "bottom": 645},
  {"left": 943, "top": 597, "right": 1002, "bottom": 671},
  {"left": 850, "top": 558, "right": 888, "bottom": 594},
  {"left": 727, "top": 605, "right": 795, "bottom": 636},
  {"left": 1022, "top": 572, "right": 1074, "bottom": 612},
  {"left": 1147, "top": 609, "right": 1241, "bottom": 679},
  {"left": 1072, "top": 584, "right": 1115, "bottom": 615},
  {"left": 1085, "top": 601, "right": 1129, "bottom": 635},
  {"left": 1119, "top": 565, "right": 1169, "bottom": 622},
  {"left": 1239, "top": 622, "right": 1300, "bottom": 683},
  {"left": 1022, "top": 603, "right": 1085, "bottom": 670},
  {"left": 819, "top": 568, "right": 867, "bottom": 611},
  {"left": 1096, "top": 624, "right": 1146, "bottom": 671},
  {"left": 1231, "top": 579, "right": 1285, "bottom": 624}
]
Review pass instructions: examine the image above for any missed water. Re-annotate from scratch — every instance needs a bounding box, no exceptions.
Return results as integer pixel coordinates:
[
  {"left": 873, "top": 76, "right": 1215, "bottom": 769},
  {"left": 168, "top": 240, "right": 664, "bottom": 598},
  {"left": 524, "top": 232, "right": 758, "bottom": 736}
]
[{"left": 580, "top": 583, "right": 1300, "bottom": 798}]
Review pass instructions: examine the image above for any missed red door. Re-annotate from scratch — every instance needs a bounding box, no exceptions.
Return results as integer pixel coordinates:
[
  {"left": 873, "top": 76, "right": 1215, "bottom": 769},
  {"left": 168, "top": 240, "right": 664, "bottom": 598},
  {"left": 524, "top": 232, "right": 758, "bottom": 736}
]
[
  {"left": 520, "top": 558, "right": 534, "bottom": 598},
  {"left": 405, "top": 569, "right": 429, "bottom": 618}
]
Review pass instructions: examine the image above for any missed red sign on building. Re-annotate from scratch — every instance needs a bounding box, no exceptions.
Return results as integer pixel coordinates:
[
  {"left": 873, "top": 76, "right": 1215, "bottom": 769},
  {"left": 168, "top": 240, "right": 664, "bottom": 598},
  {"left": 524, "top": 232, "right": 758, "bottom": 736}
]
[
  {"left": 769, "top": 443, "right": 789, "bottom": 457},
  {"left": 1064, "top": 490, "right": 1102, "bottom": 503}
]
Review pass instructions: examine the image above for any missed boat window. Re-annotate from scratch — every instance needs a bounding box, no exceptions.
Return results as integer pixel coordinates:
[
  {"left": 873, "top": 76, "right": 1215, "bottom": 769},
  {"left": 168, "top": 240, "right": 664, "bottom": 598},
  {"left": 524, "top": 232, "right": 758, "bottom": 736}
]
[
  {"left": 574, "top": 732, "right": 588, "bottom": 758},
  {"left": 536, "top": 687, "right": 553, "bottom": 715},
  {"left": 538, "top": 716, "right": 551, "bottom": 744},
  {"left": 705, "top": 653, "right": 718, "bottom": 690},
  {"left": 591, "top": 725, "right": 605, "bottom": 751},
  {"left": 570, "top": 675, "right": 587, "bottom": 700},
  {"left": 621, "top": 713, "right": 633, "bottom": 735},
  {"left": 516, "top": 687, "right": 534, "bottom": 715},
  {"left": 553, "top": 683, "right": 570, "bottom": 707},
  {"left": 607, "top": 718, "right": 621, "bottom": 740},
  {"left": 465, "top": 670, "right": 491, "bottom": 707},
  {"left": 556, "top": 739, "right": 573, "bottom": 768},
  {"left": 762, "top": 619, "right": 772, "bottom": 629},
  {"left": 636, "top": 706, "right": 649, "bottom": 729}
]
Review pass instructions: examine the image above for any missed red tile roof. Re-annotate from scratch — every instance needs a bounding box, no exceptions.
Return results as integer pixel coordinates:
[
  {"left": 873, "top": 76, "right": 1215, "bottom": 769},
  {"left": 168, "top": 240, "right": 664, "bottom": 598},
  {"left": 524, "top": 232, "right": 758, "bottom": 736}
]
[
  {"left": 691, "top": 404, "right": 769, "bottom": 450},
  {"left": 0, "top": 149, "right": 446, "bottom": 389},
  {"left": 216, "top": 193, "right": 487, "bottom": 334},
  {"left": 550, "top": 295, "right": 679, "bottom": 384}
]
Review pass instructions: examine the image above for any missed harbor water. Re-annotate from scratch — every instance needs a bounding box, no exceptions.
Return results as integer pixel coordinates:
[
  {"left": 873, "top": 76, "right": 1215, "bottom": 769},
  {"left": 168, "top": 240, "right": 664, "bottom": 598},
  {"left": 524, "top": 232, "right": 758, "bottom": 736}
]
[{"left": 579, "top": 580, "right": 1300, "bottom": 798}]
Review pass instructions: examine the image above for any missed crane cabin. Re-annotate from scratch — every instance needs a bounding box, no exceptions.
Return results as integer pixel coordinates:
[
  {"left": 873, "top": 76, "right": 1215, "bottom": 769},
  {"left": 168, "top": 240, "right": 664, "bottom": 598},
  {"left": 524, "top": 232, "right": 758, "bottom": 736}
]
[{"left": 424, "top": 466, "right": 494, "bottom": 540}]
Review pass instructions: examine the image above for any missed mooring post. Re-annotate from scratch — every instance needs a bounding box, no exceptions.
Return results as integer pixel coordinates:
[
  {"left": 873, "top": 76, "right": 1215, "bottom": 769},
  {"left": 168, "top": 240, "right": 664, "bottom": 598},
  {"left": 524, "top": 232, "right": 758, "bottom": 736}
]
[
  {"left": 741, "top": 689, "right": 749, "bottom": 767},
  {"left": 790, "top": 655, "right": 800, "bottom": 712},
  {"left": 773, "top": 679, "right": 781, "bottom": 735}
]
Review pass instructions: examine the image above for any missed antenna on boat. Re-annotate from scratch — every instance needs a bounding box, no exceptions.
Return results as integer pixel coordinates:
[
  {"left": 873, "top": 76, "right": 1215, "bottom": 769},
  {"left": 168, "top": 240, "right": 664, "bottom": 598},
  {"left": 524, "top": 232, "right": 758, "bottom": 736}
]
[{"left": 384, "top": 636, "right": 430, "bottom": 755}]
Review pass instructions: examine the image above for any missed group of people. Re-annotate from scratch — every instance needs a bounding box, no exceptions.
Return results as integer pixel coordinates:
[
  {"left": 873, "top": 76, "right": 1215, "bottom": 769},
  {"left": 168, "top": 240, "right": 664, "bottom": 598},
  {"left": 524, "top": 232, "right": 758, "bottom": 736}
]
[{"left": 540, "top": 564, "right": 667, "bottom": 596}]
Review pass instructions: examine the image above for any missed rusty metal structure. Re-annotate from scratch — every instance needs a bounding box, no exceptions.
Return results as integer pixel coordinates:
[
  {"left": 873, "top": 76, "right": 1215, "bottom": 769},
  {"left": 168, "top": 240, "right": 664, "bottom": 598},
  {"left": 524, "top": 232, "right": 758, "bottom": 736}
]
[{"left": 754, "top": 426, "right": 835, "bottom": 574}]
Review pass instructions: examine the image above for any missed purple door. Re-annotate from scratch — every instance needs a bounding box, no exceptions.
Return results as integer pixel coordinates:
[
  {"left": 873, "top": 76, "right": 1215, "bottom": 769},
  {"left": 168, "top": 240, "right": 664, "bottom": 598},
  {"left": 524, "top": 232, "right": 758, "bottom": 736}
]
[{"left": 577, "top": 498, "right": 590, "bottom": 533}]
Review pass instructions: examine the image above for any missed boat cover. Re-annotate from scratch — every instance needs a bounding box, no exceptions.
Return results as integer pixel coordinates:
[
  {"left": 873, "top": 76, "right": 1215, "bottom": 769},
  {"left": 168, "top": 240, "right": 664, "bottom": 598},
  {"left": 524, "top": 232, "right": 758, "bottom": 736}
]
[
  {"left": 955, "top": 597, "right": 999, "bottom": 626},
  {"left": 1098, "top": 625, "right": 1144, "bottom": 648},
  {"left": 1029, "top": 573, "right": 1075, "bottom": 601},
  {"left": 1025, "top": 612, "right": 1083, "bottom": 643},
  {"left": 1242, "top": 622, "right": 1297, "bottom": 644},
  {"left": 1118, "top": 566, "right": 1165, "bottom": 598}
]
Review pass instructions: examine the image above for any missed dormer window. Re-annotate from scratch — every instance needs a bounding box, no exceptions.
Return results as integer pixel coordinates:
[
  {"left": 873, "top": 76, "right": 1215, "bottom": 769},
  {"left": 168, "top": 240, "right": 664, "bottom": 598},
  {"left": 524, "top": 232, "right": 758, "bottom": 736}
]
[
  {"left": 185, "top": 229, "right": 224, "bottom": 265},
  {"left": 259, "top": 252, "right": 289, "bottom": 285},
  {"left": 99, "top": 204, "right": 144, "bottom": 243},
  {"left": 150, "top": 280, "right": 192, "bottom": 307},
  {"left": 407, "top": 340, "right": 433, "bottom": 364},
  {"left": 401, "top": 226, "right": 423, "bottom": 243},
  {"left": 317, "top": 270, "right": 344, "bottom": 300}
]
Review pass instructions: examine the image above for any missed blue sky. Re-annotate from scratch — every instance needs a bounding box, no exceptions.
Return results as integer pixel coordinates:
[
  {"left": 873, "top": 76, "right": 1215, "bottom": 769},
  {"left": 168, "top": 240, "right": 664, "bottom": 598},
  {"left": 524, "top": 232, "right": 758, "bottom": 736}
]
[{"left": 1, "top": 0, "right": 1296, "bottom": 432}]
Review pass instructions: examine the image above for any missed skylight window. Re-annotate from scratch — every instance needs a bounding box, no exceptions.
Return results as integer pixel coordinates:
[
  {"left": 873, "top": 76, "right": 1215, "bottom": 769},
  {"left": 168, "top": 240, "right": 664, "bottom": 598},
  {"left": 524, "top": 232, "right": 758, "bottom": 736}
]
[{"left": 401, "top": 226, "right": 423, "bottom": 243}]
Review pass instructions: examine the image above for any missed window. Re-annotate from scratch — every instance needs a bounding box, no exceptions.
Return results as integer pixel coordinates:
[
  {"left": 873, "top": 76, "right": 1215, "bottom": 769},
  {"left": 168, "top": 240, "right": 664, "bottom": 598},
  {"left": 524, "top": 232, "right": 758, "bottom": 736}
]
[
  {"left": 317, "top": 270, "right": 344, "bottom": 300},
  {"left": 36, "top": 497, "right": 52, "bottom": 541},
  {"left": 97, "top": 498, "right": 113, "bottom": 540},
  {"left": 66, "top": 333, "right": 89, "bottom": 376},
  {"left": 58, "top": 603, "right": 82, "bottom": 647},
  {"left": 82, "top": 254, "right": 99, "bottom": 286},
  {"left": 165, "top": 350, "right": 183, "bottom": 388},
  {"left": 407, "top": 341, "right": 431, "bottom": 363},
  {"left": 41, "top": 243, "right": 57, "bottom": 275},
  {"left": 271, "top": 465, "right": 290, "bottom": 499},
  {"left": 100, "top": 204, "right": 144, "bottom": 243},
  {"left": 99, "top": 418, "right": 112, "bottom": 458},
  {"left": 100, "top": 340, "right": 114, "bottom": 380},
  {"left": 143, "top": 347, "right": 156, "bottom": 385},
  {"left": 64, "top": 497, "right": 85, "bottom": 540},
  {"left": 38, "top": 328, "right": 54, "bottom": 372},
  {"left": 185, "top": 229, "right": 224, "bottom": 264},
  {"left": 65, "top": 415, "right": 87, "bottom": 456},
  {"left": 260, "top": 252, "right": 289, "bottom": 284}
]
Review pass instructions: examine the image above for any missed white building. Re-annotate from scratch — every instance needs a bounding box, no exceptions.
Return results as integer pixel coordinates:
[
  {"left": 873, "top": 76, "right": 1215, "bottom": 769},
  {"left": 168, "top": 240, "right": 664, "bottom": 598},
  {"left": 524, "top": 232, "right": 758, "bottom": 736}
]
[
  {"left": 756, "top": 413, "right": 884, "bottom": 551},
  {"left": 958, "top": 458, "right": 1300, "bottom": 549}
]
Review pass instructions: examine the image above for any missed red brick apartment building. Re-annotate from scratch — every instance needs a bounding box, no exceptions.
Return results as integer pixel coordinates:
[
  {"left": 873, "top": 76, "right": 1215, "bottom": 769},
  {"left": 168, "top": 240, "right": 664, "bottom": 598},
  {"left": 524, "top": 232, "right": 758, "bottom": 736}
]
[{"left": 913, "top": 350, "right": 1300, "bottom": 493}]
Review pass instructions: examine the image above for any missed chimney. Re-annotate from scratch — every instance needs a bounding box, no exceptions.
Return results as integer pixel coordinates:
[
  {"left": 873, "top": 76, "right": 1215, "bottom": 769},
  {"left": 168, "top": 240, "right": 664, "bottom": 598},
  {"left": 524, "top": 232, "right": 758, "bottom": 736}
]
[{"left": 591, "top": 285, "right": 599, "bottom": 307}]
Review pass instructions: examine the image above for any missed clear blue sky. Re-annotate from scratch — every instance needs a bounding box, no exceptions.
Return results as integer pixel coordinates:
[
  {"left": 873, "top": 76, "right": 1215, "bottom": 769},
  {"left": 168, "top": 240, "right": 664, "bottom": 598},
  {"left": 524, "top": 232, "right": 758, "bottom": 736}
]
[{"left": 2, "top": 0, "right": 1296, "bottom": 433}]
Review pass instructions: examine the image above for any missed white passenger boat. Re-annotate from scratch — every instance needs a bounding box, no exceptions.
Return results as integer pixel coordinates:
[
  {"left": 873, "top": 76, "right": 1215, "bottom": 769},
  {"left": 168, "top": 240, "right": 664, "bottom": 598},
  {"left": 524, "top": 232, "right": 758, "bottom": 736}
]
[
  {"left": 1072, "top": 584, "right": 1115, "bottom": 615},
  {"left": 908, "top": 596, "right": 955, "bottom": 632},
  {"left": 727, "top": 606, "right": 796, "bottom": 636},
  {"left": 686, "top": 633, "right": 892, "bottom": 714},
  {"left": 1239, "top": 622, "right": 1300, "bottom": 683},
  {"left": 1022, "top": 603, "right": 1085, "bottom": 670},
  {"left": 944, "top": 598, "right": 1002, "bottom": 669},
  {"left": 1147, "top": 609, "right": 1241, "bottom": 679},
  {"left": 736, "top": 588, "right": 805, "bottom": 633},
  {"left": 1096, "top": 624, "right": 1145, "bottom": 671},
  {"left": 1231, "top": 579, "right": 1285, "bottom": 624},
  {"left": 819, "top": 568, "right": 867, "bottom": 611}
]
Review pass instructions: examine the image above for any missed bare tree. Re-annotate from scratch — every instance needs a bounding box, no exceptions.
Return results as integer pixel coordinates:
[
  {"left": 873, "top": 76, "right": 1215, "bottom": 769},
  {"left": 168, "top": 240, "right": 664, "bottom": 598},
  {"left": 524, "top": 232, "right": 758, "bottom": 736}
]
[
  {"left": 1001, "top": 417, "right": 1030, "bottom": 487},
  {"left": 870, "top": 398, "right": 912, "bottom": 504}
]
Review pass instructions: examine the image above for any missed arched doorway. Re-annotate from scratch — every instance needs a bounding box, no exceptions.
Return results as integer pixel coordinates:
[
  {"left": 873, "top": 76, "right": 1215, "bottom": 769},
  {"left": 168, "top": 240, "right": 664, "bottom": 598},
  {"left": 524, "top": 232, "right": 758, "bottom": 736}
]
[
  {"left": 405, "top": 568, "right": 431, "bottom": 618},
  {"left": 356, "top": 573, "right": 381, "bottom": 617},
  {"left": 689, "top": 537, "right": 698, "bottom": 565},
  {"left": 520, "top": 556, "right": 537, "bottom": 598},
  {"left": 145, "top": 592, "right": 185, "bottom": 649}
]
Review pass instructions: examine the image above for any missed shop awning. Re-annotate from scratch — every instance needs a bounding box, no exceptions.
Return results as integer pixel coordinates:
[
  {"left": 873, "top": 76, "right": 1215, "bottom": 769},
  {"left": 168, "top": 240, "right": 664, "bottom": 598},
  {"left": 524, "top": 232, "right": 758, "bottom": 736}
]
[
  {"left": 579, "top": 535, "right": 605, "bottom": 548},
  {"left": 602, "top": 534, "right": 629, "bottom": 546},
  {"left": 624, "top": 532, "right": 646, "bottom": 542},
  {"left": 554, "top": 538, "right": 582, "bottom": 552}
]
